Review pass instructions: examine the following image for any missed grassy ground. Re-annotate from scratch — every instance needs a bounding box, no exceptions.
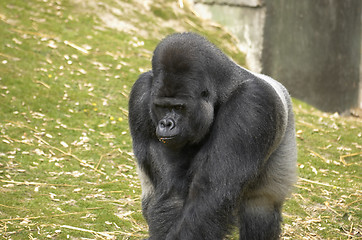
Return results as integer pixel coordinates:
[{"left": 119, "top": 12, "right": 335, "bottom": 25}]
[{"left": 0, "top": 0, "right": 360, "bottom": 239}]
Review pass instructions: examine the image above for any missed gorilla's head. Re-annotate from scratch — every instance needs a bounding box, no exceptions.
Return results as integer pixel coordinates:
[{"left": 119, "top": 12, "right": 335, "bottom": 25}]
[
  {"left": 150, "top": 88, "right": 214, "bottom": 149},
  {"left": 150, "top": 34, "right": 216, "bottom": 149}
]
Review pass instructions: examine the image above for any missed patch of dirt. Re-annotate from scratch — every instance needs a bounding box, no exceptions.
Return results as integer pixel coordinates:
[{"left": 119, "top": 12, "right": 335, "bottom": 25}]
[{"left": 70, "top": 0, "right": 187, "bottom": 38}]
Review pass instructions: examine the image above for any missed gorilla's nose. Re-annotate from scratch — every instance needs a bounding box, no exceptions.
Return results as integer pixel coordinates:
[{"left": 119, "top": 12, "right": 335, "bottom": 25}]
[{"left": 159, "top": 118, "right": 175, "bottom": 130}]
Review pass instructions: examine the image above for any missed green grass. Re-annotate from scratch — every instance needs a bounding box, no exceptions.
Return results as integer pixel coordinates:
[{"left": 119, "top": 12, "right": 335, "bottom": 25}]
[{"left": 0, "top": 0, "right": 361, "bottom": 239}]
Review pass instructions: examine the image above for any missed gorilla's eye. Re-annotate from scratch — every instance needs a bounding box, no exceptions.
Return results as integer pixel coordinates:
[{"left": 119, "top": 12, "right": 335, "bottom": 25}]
[
  {"left": 174, "top": 105, "right": 184, "bottom": 111},
  {"left": 201, "top": 90, "right": 209, "bottom": 98}
]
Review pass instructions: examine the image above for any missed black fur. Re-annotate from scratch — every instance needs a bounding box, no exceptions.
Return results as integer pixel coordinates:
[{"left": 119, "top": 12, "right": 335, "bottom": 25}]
[{"left": 128, "top": 32, "right": 297, "bottom": 240}]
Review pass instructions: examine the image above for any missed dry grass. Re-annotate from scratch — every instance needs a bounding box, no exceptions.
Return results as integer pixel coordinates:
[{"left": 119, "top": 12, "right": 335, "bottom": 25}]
[{"left": 0, "top": 0, "right": 361, "bottom": 239}]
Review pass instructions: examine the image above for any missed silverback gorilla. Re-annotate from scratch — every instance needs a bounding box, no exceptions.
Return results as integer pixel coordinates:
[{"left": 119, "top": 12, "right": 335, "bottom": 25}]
[{"left": 128, "top": 32, "right": 297, "bottom": 240}]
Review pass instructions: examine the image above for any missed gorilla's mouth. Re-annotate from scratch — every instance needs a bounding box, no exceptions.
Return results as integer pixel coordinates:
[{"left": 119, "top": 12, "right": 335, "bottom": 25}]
[{"left": 158, "top": 136, "right": 176, "bottom": 143}]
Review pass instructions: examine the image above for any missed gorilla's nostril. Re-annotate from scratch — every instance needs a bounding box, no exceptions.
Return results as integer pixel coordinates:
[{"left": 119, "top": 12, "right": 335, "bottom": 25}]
[{"left": 166, "top": 119, "right": 174, "bottom": 129}]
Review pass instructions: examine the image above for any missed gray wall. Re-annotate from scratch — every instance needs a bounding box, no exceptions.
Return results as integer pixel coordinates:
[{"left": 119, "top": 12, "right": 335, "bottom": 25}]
[
  {"left": 193, "top": 0, "right": 362, "bottom": 113},
  {"left": 262, "top": 0, "right": 361, "bottom": 113},
  {"left": 193, "top": 1, "right": 266, "bottom": 72}
]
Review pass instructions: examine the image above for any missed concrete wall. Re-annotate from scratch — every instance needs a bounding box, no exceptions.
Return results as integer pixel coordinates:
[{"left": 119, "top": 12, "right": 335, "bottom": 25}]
[
  {"left": 193, "top": 1, "right": 266, "bottom": 72},
  {"left": 360, "top": 12, "right": 362, "bottom": 109},
  {"left": 193, "top": 0, "right": 362, "bottom": 113},
  {"left": 262, "top": 0, "right": 361, "bottom": 113}
]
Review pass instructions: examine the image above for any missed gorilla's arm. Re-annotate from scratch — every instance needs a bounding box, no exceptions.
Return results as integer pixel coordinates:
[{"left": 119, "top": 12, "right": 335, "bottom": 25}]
[
  {"left": 128, "top": 71, "right": 157, "bottom": 200},
  {"left": 166, "top": 80, "right": 285, "bottom": 239},
  {"left": 129, "top": 71, "right": 154, "bottom": 164}
]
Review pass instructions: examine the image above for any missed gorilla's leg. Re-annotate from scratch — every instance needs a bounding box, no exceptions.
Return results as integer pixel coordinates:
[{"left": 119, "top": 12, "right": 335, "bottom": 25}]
[{"left": 239, "top": 197, "right": 282, "bottom": 240}]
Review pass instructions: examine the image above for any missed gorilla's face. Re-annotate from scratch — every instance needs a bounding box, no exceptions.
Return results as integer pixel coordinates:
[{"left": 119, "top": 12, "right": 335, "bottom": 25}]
[{"left": 150, "top": 72, "right": 214, "bottom": 149}]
